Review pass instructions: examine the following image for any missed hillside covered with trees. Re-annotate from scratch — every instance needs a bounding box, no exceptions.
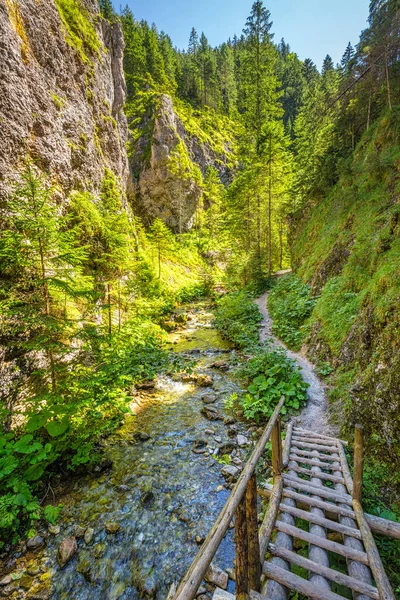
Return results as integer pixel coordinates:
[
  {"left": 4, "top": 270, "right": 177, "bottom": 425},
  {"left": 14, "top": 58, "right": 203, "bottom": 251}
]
[{"left": 0, "top": 0, "right": 399, "bottom": 596}]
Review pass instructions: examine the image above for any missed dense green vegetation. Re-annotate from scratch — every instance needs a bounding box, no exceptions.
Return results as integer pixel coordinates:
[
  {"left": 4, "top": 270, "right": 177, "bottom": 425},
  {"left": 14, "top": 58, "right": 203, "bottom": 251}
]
[
  {"left": 214, "top": 292, "right": 308, "bottom": 422},
  {"left": 268, "top": 275, "right": 316, "bottom": 350},
  {"left": 214, "top": 292, "right": 262, "bottom": 350}
]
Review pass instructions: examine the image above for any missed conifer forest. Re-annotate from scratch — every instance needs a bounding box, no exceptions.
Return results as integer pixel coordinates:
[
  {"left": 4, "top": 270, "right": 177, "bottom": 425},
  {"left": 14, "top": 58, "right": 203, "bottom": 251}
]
[{"left": 0, "top": 0, "right": 399, "bottom": 598}]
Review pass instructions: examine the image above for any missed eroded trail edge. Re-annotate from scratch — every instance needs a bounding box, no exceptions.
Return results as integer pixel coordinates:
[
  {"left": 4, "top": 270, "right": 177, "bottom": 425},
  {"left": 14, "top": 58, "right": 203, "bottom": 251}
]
[{"left": 255, "top": 292, "right": 336, "bottom": 437}]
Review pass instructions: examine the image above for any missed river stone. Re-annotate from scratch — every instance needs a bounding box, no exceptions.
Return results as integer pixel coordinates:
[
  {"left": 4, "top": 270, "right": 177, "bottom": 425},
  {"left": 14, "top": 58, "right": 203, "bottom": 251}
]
[
  {"left": 140, "top": 491, "right": 155, "bottom": 508},
  {"left": 26, "top": 535, "right": 45, "bottom": 550},
  {"left": 26, "top": 564, "right": 40, "bottom": 576},
  {"left": 200, "top": 406, "right": 223, "bottom": 421},
  {"left": 84, "top": 527, "right": 94, "bottom": 545},
  {"left": 204, "top": 428, "right": 215, "bottom": 435},
  {"left": 221, "top": 465, "right": 239, "bottom": 480},
  {"left": 0, "top": 585, "right": 14, "bottom": 597},
  {"left": 19, "top": 574, "right": 34, "bottom": 590},
  {"left": 202, "top": 394, "right": 217, "bottom": 404},
  {"left": 219, "top": 442, "right": 235, "bottom": 455},
  {"left": 48, "top": 524, "right": 60, "bottom": 535},
  {"left": 57, "top": 537, "right": 77, "bottom": 568},
  {"left": 72, "top": 524, "right": 85, "bottom": 538},
  {"left": 193, "top": 438, "right": 207, "bottom": 449},
  {"left": 223, "top": 416, "right": 235, "bottom": 425},
  {"left": 237, "top": 434, "right": 249, "bottom": 447},
  {"left": 137, "top": 431, "right": 151, "bottom": 441},
  {"left": 210, "top": 360, "right": 229, "bottom": 371},
  {"left": 232, "top": 457, "right": 242, "bottom": 466},
  {"left": 197, "top": 374, "right": 213, "bottom": 387},
  {"left": 0, "top": 576, "right": 11, "bottom": 587},
  {"left": 205, "top": 564, "right": 228, "bottom": 589},
  {"left": 214, "top": 436, "right": 222, "bottom": 443},
  {"left": 105, "top": 522, "right": 121, "bottom": 534},
  {"left": 1, "top": 560, "right": 16, "bottom": 576}
]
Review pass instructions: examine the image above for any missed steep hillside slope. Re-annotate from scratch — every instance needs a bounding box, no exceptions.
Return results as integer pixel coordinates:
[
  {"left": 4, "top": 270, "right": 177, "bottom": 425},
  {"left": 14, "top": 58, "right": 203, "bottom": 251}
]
[
  {"left": 290, "top": 108, "right": 400, "bottom": 470},
  {"left": 0, "top": 0, "right": 128, "bottom": 198}
]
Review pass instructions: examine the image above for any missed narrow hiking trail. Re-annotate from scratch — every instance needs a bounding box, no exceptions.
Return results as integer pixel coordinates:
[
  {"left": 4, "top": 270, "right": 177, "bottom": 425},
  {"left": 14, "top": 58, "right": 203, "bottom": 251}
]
[{"left": 255, "top": 292, "right": 336, "bottom": 437}]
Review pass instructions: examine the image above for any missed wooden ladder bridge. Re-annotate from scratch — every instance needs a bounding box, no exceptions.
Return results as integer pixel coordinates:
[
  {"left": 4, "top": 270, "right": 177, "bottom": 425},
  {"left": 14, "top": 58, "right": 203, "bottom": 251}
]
[{"left": 171, "top": 397, "right": 399, "bottom": 600}]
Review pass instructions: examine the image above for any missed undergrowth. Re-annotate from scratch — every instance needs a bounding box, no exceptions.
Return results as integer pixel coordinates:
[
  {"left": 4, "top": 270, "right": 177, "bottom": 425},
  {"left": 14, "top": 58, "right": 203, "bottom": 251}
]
[
  {"left": 214, "top": 291, "right": 262, "bottom": 350},
  {"left": 268, "top": 275, "right": 316, "bottom": 350}
]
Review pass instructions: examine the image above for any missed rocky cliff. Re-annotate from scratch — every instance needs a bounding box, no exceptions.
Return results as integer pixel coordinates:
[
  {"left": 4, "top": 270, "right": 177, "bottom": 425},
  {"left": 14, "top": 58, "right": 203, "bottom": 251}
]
[
  {"left": 0, "top": 0, "right": 128, "bottom": 199},
  {"left": 129, "top": 94, "right": 236, "bottom": 232}
]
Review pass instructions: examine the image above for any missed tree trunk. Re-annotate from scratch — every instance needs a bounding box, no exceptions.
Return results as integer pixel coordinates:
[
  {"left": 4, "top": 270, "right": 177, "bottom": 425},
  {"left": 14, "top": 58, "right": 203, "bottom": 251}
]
[
  {"left": 385, "top": 48, "right": 392, "bottom": 110},
  {"left": 268, "top": 135, "right": 272, "bottom": 278}
]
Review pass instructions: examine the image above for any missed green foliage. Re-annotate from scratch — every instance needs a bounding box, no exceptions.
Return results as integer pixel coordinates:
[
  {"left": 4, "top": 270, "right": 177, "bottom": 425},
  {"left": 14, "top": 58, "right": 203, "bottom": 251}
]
[
  {"left": 236, "top": 348, "right": 309, "bottom": 422},
  {"left": 214, "top": 292, "right": 262, "bottom": 350},
  {"left": 54, "top": 0, "right": 101, "bottom": 64},
  {"left": 268, "top": 275, "right": 316, "bottom": 350}
]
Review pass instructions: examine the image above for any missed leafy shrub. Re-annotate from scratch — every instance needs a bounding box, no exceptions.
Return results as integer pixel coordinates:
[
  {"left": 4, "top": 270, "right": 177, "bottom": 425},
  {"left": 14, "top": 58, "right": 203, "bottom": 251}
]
[
  {"left": 268, "top": 275, "right": 316, "bottom": 350},
  {"left": 0, "top": 320, "right": 179, "bottom": 545},
  {"left": 214, "top": 292, "right": 262, "bottom": 350},
  {"left": 236, "top": 348, "right": 309, "bottom": 422}
]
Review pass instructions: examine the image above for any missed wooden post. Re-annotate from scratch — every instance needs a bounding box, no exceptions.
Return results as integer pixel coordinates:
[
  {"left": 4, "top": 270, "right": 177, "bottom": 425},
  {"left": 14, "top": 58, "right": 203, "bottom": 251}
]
[
  {"left": 246, "top": 474, "right": 261, "bottom": 592},
  {"left": 272, "top": 416, "right": 283, "bottom": 479},
  {"left": 235, "top": 496, "right": 249, "bottom": 599},
  {"left": 353, "top": 424, "right": 364, "bottom": 502}
]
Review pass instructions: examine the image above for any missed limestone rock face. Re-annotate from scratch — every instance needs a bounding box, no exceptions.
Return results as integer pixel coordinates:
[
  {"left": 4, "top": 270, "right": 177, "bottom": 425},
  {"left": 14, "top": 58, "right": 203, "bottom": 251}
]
[
  {"left": 0, "top": 0, "right": 128, "bottom": 199},
  {"left": 131, "top": 94, "right": 234, "bottom": 232}
]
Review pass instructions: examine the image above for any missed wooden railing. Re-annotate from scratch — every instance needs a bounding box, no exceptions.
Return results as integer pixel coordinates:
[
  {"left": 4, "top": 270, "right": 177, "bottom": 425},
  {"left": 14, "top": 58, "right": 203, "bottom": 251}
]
[{"left": 172, "top": 396, "right": 286, "bottom": 600}]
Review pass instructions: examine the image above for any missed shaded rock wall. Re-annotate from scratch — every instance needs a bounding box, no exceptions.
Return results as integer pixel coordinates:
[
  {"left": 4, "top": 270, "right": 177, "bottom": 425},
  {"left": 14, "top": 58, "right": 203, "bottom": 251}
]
[{"left": 0, "top": 0, "right": 128, "bottom": 199}]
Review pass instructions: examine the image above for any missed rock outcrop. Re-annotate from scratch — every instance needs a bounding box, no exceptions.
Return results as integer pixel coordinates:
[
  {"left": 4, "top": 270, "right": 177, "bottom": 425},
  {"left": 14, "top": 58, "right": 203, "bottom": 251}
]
[
  {"left": 130, "top": 94, "right": 235, "bottom": 232},
  {"left": 0, "top": 0, "right": 128, "bottom": 199}
]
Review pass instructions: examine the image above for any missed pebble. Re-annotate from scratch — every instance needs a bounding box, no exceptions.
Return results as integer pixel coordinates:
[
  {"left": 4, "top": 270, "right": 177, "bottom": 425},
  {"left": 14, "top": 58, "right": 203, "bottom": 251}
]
[
  {"left": 84, "top": 527, "right": 94, "bottom": 545},
  {"left": 26, "top": 536, "right": 45, "bottom": 550},
  {"left": 237, "top": 434, "right": 249, "bottom": 447},
  {"left": 48, "top": 524, "right": 60, "bottom": 535},
  {"left": 57, "top": 537, "right": 78, "bottom": 568},
  {"left": 105, "top": 522, "right": 121, "bottom": 534},
  {"left": 72, "top": 524, "right": 85, "bottom": 538}
]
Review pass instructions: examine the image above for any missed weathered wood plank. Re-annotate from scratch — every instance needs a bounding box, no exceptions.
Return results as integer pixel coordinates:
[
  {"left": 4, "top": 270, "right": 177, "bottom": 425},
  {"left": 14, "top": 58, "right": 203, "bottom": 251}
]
[
  {"left": 291, "top": 439, "right": 340, "bottom": 454},
  {"left": 272, "top": 417, "right": 283, "bottom": 478},
  {"left": 275, "top": 521, "right": 369, "bottom": 565},
  {"left": 292, "top": 435, "right": 338, "bottom": 447},
  {"left": 263, "top": 562, "right": 349, "bottom": 600},
  {"left": 259, "top": 476, "right": 283, "bottom": 560},
  {"left": 266, "top": 544, "right": 379, "bottom": 600},
  {"left": 282, "top": 421, "right": 294, "bottom": 469},
  {"left": 337, "top": 441, "right": 353, "bottom": 495},
  {"left": 235, "top": 495, "right": 249, "bottom": 599},
  {"left": 290, "top": 447, "right": 340, "bottom": 462},
  {"left": 283, "top": 476, "right": 353, "bottom": 504},
  {"left": 288, "top": 463, "right": 345, "bottom": 484},
  {"left": 260, "top": 483, "right": 356, "bottom": 519},
  {"left": 353, "top": 424, "right": 364, "bottom": 502},
  {"left": 260, "top": 483, "right": 400, "bottom": 538},
  {"left": 289, "top": 453, "right": 342, "bottom": 469},
  {"left": 279, "top": 504, "right": 362, "bottom": 539},
  {"left": 293, "top": 428, "right": 348, "bottom": 446},
  {"left": 246, "top": 474, "right": 261, "bottom": 593},
  {"left": 353, "top": 499, "right": 396, "bottom": 600}
]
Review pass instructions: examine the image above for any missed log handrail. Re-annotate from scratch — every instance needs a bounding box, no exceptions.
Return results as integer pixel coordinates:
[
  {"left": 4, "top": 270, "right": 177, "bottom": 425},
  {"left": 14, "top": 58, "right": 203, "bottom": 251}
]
[{"left": 172, "top": 396, "right": 285, "bottom": 600}]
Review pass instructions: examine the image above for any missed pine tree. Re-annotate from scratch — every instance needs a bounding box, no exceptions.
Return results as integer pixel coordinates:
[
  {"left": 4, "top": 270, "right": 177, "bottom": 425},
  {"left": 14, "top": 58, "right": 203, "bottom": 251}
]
[
  {"left": 217, "top": 43, "right": 238, "bottom": 115},
  {"left": 99, "top": 0, "right": 114, "bottom": 21},
  {"left": 0, "top": 164, "right": 89, "bottom": 397},
  {"left": 241, "top": 0, "right": 275, "bottom": 152},
  {"left": 341, "top": 42, "right": 355, "bottom": 71},
  {"left": 149, "top": 219, "right": 174, "bottom": 278}
]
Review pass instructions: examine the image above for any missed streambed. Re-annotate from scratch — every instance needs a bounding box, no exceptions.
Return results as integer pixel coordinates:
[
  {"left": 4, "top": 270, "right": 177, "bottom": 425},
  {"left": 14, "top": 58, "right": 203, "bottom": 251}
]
[{"left": 6, "top": 304, "right": 253, "bottom": 600}]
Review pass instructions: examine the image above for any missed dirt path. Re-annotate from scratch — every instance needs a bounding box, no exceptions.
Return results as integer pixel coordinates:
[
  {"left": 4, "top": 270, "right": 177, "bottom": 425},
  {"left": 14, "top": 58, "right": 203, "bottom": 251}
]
[{"left": 256, "top": 292, "right": 336, "bottom": 436}]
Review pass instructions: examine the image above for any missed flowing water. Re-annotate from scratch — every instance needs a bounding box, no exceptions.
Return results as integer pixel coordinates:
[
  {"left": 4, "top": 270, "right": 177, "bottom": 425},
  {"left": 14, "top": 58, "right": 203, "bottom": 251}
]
[{"left": 10, "top": 304, "right": 250, "bottom": 600}]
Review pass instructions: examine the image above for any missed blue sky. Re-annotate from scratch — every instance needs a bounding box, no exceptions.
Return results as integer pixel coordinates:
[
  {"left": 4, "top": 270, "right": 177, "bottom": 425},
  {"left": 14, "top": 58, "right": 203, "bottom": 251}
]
[{"left": 119, "top": 0, "right": 370, "bottom": 69}]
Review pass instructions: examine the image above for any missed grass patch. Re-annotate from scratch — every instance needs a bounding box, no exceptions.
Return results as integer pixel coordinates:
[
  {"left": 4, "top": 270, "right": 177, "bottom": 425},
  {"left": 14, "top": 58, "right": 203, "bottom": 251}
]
[{"left": 54, "top": 0, "right": 101, "bottom": 64}]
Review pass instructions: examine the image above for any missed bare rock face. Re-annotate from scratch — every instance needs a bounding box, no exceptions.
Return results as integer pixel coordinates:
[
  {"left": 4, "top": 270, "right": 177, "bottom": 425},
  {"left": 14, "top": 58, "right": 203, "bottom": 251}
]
[
  {"left": 0, "top": 0, "right": 128, "bottom": 199},
  {"left": 131, "top": 94, "right": 234, "bottom": 232}
]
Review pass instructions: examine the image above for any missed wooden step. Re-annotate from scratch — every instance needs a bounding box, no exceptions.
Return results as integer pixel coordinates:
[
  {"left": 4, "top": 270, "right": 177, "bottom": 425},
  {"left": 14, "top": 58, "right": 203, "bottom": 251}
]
[
  {"left": 293, "top": 428, "right": 348, "bottom": 445},
  {"left": 263, "top": 562, "right": 348, "bottom": 600},
  {"left": 275, "top": 521, "right": 369, "bottom": 565},
  {"left": 279, "top": 503, "right": 362, "bottom": 539},
  {"left": 288, "top": 463, "right": 345, "bottom": 483},
  {"left": 283, "top": 476, "right": 353, "bottom": 503},
  {"left": 291, "top": 439, "right": 340, "bottom": 454},
  {"left": 289, "top": 452, "right": 342, "bottom": 468},
  {"left": 292, "top": 435, "right": 338, "bottom": 447},
  {"left": 266, "top": 544, "right": 379, "bottom": 600}
]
